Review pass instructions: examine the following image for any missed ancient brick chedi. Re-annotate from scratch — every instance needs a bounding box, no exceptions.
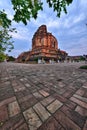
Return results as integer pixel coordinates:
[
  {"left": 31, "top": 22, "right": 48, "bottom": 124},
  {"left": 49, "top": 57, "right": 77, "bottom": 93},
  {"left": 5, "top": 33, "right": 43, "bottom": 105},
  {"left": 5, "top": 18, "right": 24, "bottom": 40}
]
[{"left": 16, "top": 25, "right": 67, "bottom": 63}]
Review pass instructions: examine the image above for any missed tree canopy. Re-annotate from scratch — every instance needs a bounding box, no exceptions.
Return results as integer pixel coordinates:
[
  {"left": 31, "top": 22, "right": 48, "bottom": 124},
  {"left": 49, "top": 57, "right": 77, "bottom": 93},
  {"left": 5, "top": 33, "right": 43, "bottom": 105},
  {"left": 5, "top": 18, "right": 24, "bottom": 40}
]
[
  {"left": 0, "top": 0, "right": 73, "bottom": 26},
  {"left": 0, "top": 10, "right": 16, "bottom": 53},
  {"left": 0, "top": 10, "right": 16, "bottom": 61}
]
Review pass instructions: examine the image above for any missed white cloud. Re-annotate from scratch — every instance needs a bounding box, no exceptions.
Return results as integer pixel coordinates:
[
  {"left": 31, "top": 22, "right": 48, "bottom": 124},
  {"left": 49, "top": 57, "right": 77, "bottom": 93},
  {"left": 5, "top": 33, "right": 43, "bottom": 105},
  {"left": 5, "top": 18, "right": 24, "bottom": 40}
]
[
  {"left": 80, "top": 0, "right": 87, "bottom": 7},
  {"left": 8, "top": 49, "right": 25, "bottom": 58},
  {"left": 10, "top": 26, "right": 33, "bottom": 42},
  {"left": 73, "top": 14, "right": 85, "bottom": 24}
]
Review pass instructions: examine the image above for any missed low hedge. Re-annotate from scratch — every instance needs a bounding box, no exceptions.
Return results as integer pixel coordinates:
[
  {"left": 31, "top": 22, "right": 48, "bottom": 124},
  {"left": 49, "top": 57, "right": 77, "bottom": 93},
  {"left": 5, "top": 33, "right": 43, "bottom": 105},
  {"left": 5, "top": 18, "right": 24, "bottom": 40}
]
[{"left": 80, "top": 65, "right": 87, "bottom": 69}]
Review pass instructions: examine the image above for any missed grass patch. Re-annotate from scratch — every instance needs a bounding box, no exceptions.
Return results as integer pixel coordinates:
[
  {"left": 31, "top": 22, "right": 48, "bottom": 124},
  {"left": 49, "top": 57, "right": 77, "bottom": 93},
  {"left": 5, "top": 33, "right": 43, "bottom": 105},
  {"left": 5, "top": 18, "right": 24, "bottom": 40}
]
[{"left": 80, "top": 65, "right": 87, "bottom": 69}]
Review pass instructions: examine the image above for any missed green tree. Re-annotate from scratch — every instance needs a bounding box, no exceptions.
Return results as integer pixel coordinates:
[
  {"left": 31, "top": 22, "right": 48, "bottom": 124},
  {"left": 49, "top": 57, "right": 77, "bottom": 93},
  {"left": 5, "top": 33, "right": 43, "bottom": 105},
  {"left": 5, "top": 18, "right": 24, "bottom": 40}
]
[
  {"left": 0, "top": 52, "right": 6, "bottom": 62},
  {"left": 0, "top": 10, "right": 16, "bottom": 61}
]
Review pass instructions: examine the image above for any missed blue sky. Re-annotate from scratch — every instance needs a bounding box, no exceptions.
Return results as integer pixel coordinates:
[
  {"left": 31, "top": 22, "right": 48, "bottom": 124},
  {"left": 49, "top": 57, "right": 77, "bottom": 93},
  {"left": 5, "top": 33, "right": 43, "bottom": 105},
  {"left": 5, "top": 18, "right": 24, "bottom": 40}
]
[{"left": 0, "top": 0, "right": 87, "bottom": 57}]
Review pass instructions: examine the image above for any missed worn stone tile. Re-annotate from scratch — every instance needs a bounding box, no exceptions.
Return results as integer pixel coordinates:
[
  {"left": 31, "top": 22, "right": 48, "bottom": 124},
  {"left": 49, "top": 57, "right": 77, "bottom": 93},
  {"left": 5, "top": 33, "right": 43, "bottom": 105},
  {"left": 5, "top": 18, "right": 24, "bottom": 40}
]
[
  {"left": 20, "top": 96, "right": 38, "bottom": 111},
  {"left": 16, "top": 123, "right": 28, "bottom": 130},
  {"left": 8, "top": 101, "right": 20, "bottom": 117},
  {"left": 82, "top": 85, "right": 87, "bottom": 89},
  {"left": 0, "top": 96, "right": 16, "bottom": 107},
  {"left": 33, "top": 103, "right": 51, "bottom": 122},
  {"left": 70, "top": 96, "right": 87, "bottom": 109},
  {"left": 33, "top": 92, "right": 43, "bottom": 99},
  {"left": 54, "top": 110, "right": 81, "bottom": 130},
  {"left": 63, "top": 91, "right": 70, "bottom": 98},
  {"left": 58, "top": 82, "right": 65, "bottom": 87},
  {"left": 60, "top": 105, "right": 86, "bottom": 128},
  {"left": 25, "top": 83, "right": 31, "bottom": 87},
  {"left": 76, "top": 88, "right": 85, "bottom": 96},
  {"left": 0, "top": 86, "right": 14, "bottom": 102},
  {"left": 41, "top": 96, "right": 55, "bottom": 106},
  {"left": 23, "top": 108, "right": 42, "bottom": 130},
  {"left": 13, "top": 85, "right": 25, "bottom": 92},
  {"left": 75, "top": 105, "right": 87, "bottom": 116},
  {"left": 83, "top": 120, "right": 87, "bottom": 130},
  {"left": 83, "top": 82, "right": 87, "bottom": 89},
  {"left": 11, "top": 80, "right": 18, "bottom": 86},
  {"left": 39, "top": 90, "right": 49, "bottom": 97},
  {"left": 18, "top": 94, "right": 33, "bottom": 103},
  {"left": 37, "top": 117, "right": 61, "bottom": 130},
  {"left": 73, "top": 94, "right": 87, "bottom": 103},
  {"left": 0, "top": 105, "right": 8, "bottom": 122},
  {"left": 47, "top": 100, "right": 63, "bottom": 113},
  {"left": 11, "top": 118, "right": 26, "bottom": 130},
  {"left": 53, "top": 93, "right": 67, "bottom": 103},
  {"left": 0, "top": 114, "right": 24, "bottom": 130},
  {"left": 65, "top": 100, "right": 77, "bottom": 109}
]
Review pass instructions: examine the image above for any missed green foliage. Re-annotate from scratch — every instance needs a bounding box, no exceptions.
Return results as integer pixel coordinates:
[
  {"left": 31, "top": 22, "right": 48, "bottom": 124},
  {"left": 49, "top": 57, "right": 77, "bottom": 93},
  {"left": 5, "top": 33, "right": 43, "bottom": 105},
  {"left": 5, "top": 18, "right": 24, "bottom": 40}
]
[
  {"left": 80, "top": 65, "right": 87, "bottom": 69},
  {"left": 10, "top": 0, "right": 73, "bottom": 25},
  {"left": 0, "top": 27, "right": 15, "bottom": 53},
  {"left": 0, "top": 10, "right": 11, "bottom": 28},
  {"left": 0, "top": 0, "right": 73, "bottom": 25},
  {"left": 0, "top": 10, "right": 16, "bottom": 61},
  {"left": 0, "top": 0, "right": 73, "bottom": 26},
  {"left": 0, "top": 52, "right": 6, "bottom": 62},
  {"left": 7, "top": 55, "right": 15, "bottom": 61},
  {"left": 47, "top": 0, "right": 73, "bottom": 17},
  {"left": 79, "top": 56, "right": 85, "bottom": 61},
  {"left": 11, "top": 0, "right": 43, "bottom": 25}
]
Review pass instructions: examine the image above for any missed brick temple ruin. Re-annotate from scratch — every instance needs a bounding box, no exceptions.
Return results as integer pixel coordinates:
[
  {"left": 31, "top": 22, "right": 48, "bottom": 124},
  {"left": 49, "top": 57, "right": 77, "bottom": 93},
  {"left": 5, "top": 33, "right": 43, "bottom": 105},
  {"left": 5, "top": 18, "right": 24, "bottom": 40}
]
[{"left": 16, "top": 25, "right": 68, "bottom": 63}]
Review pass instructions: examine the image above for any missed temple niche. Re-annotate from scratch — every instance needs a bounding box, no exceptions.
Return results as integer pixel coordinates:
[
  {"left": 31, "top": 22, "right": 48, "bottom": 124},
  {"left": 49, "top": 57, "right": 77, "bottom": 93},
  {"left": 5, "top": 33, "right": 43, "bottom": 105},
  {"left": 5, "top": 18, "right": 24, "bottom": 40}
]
[{"left": 16, "top": 25, "right": 68, "bottom": 63}]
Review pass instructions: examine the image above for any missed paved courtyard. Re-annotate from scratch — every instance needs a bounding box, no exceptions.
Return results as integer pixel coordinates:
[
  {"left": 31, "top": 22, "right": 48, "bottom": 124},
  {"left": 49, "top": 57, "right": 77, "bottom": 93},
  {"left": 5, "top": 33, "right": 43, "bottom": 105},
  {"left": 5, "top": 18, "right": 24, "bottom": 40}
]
[{"left": 0, "top": 62, "right": 87, "bottom": 130}]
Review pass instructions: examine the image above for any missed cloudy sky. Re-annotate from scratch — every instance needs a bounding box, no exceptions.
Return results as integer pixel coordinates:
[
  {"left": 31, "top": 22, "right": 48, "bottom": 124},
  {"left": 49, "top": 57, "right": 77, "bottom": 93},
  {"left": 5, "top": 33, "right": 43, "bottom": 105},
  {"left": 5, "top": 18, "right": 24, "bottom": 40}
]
[{"left": 0, "top": 0, "right": 87, "bottom": 57}]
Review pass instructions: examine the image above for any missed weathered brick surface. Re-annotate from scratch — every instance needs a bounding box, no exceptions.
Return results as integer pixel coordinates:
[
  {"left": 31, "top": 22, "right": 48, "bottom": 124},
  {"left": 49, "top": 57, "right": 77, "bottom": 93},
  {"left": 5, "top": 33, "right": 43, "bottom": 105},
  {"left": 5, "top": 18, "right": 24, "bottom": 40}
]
[
  {"left": 76, "top": 88, "right": 85, "bottom": 96},
  {"left": 83, "top": 120, "right": 87, "bottom": 130},
  {"left": 33, "top": 91, "right": 43, "bottom": 100},
  {"left": 63, "top": 89, "right": 74, "bottom": 98},
  {"left": 0, "top": 105, "right": 8, "bottom": 122},
  {"left": 65, "top": 100, "right": 77, "bottom": 109},
  {"left": 0, "top": 96, "right": 16, "bottom": 107},
  {"left": 12, "top": 82, "right": 25, "bottom": 92},
  {"left": 0, "top": 86, "right": 14, "bottom": 102},
  {"left": 37, "top": 117, "right": 62, "bottom": 130},
  {"left": 23, "top": 108, "right": 42, "bottom": 130},
  {"left": 20, "top": 96, "right": 38, "bottom": 111},
  {"left": 16, "top": 123, "right": 28, "bottom": 130},
  {"left": 60, "top": 105, "right": 86, "bottom": 128},
  {"left": 75, "top": 105, "right": 87, "bottom": 116},
  {"left": 41, "top": 96, "right": 55, "bottom": 106},
  {"left": 18, "top": 94, "right": 33, "bottom": 103},
  {"left": 73, "top": 94, "right": 87, "bottom": 103},
  {"left": 47, "top": 99, "right": 63, "bottom": 113},
  {"left": 70, "top": 96, "right": 87, "bottom": 109},
  {"left": 53, "top": 93, "right": 67, "bottom": 103},
  {"left": 0, "top": 62, "right": 87, "bottom": 130},
  {"left": 8, "top": 101, "right": 20, "bottom": 117},
  {"left": 39, "top": 90, "right": 49, "bottom": 97},
  {"left": 33, "top": 103, "right": 51, "bottom": 122},
  {"left": 54, "top": 110, "right": 81, "bottom": 130},
  {"left": 0, "top": 114, "right": 25, "bottom": 130}
]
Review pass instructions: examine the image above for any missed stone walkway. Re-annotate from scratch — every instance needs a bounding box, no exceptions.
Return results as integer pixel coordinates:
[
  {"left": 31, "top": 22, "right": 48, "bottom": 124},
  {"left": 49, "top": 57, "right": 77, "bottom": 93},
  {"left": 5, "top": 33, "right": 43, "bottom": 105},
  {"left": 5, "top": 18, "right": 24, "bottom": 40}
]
[{"left": 0, "top": 62, "right": 87, "bottom": 130}]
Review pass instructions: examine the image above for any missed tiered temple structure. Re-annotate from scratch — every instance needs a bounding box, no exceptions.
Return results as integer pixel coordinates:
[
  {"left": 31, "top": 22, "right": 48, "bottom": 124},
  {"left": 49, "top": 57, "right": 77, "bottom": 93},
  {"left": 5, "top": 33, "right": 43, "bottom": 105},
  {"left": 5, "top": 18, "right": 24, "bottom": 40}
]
[{"left": 16, "top": 25, "right": 68, "bottom": 63}]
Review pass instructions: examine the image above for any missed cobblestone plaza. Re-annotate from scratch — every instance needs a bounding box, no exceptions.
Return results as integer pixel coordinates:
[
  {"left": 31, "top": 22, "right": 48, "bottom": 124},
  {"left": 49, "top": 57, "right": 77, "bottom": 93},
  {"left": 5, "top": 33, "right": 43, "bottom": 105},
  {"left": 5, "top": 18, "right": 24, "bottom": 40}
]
[{"left": 0, "top": 62, "right": 87, "bottom": 130}]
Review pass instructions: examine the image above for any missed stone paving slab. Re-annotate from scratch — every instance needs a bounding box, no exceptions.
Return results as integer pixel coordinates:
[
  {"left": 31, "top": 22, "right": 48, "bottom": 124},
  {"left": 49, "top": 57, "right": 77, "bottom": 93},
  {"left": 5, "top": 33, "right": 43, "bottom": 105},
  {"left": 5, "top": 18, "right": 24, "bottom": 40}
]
[{"left": 0, "top": 62, "right": 87, "bottom": 130}]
